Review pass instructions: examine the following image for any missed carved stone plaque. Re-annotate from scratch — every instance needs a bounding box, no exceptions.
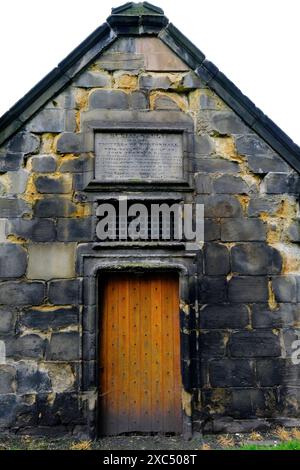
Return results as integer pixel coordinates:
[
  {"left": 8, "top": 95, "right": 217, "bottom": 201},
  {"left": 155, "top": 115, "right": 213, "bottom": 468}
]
[{"left": 95, "top": 132, "right": 183, "bottom": 181}]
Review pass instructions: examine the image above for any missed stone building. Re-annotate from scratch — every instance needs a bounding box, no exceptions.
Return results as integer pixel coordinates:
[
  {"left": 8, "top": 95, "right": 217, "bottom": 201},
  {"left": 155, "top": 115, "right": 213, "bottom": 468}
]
[{"left": 0, "top": 2, "right": 300, "bottom": 437}]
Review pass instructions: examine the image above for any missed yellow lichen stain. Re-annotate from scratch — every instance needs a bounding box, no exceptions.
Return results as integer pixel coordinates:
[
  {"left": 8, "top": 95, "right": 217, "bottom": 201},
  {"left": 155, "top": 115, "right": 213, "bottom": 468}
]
[
  {"left": 181, "top": 388, "right": 192, "bottom": 417},
  {"left": 189, "top": 89, "right": 225, "bottom": 111},
  {"left": 74, "top": 202, "right": 91, "bottom": 218},
  {"left": 214, "top": 136, "right": 242, "bottom": 162},
  {"left": 180, "top": 301, "right": 189, "bottom": 315},
  {"left": 33, "top": 305, "right": 66, "bottom": 312},
  {"left": 41, "top": 133, "right": 56, "bottom": 154},
  {"left": 268, "top": 280, "right": 278, "bottom": 311},
  {"left": 114, "top": 73, "right": 138, "bottom": 90},
  {"left": 21, "top": 175, "right": 41, "bottom": 204},
  {"left": 223, "top": 333, "right": 229, "bottom": 347},
  {"left": 46, "top": 393, "right": 56, "bottom": 406},
  {"left": 76, "top": 88, "right": 89, "bottom": 111},
  {"left": 276, "top": 198, "right": 297, "bottom": 219},
  {"left": 7, "top": 234, "right": 27, "bottom": 244},
  {"left": 278, "top": 243, "right": 300, "bottom": 274},
  {"left": 75, "top": 111, "right": 81, "bottom": 132},
  {"left": 236, "top": 195, "right": 249, "bottom": 215},
  {"left": 150, "top": 91, "right": 188, "bottom": 111},
  {"left": 267, "top": 224, "right": 281, "bottom": 244}
]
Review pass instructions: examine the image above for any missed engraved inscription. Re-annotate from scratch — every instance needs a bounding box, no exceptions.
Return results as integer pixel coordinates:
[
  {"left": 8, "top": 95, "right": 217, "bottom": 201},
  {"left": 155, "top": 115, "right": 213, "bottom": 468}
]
[{"left": 95, "top": 132, "right": 183, "bottom": 181}]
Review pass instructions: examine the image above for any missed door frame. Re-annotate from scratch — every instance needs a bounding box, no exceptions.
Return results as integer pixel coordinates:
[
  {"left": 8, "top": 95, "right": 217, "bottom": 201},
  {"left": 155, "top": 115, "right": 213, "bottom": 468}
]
[{"left": 77, "top": 247, "right": 198, "bottom": 438}]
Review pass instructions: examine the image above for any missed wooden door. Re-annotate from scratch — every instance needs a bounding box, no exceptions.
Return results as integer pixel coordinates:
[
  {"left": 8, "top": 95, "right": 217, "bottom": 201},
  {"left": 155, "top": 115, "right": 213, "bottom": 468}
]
[{"left": 99, "top": 272, "right": 182, "bottom": 435}]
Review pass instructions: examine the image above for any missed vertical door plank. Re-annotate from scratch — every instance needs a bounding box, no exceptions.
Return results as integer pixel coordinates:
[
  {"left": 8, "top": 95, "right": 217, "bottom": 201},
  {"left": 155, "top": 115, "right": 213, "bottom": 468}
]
[
  {"left": 150, "top": 275, "right": 163, "bottom": 432},
  {"left": 128, "top": 276, "right": 141, "bottom": 432},
  {"left": 117, "top": 275, "right": 129, "bottom": 434},
  {"left": 139, "top": 276, "right": 152, "bottom": 431}
]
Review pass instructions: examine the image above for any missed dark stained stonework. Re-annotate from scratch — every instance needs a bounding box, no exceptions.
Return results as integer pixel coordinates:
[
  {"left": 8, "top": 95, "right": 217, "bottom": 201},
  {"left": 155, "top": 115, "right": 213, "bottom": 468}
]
[{"left": 0, "top": 1, "right": 299, "bottom": 437}]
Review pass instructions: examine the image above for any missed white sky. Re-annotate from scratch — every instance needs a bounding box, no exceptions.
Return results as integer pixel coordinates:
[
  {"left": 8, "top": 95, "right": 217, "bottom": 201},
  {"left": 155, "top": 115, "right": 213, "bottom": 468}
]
[{"left": 1, "top": 0, "right": 300, "bottom": 145}]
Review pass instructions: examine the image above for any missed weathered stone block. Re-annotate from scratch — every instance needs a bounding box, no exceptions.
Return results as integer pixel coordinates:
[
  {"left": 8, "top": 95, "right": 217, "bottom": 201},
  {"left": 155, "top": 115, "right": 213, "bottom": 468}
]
[
  {"left": 0, "top": 365, "right": 16, "bottom": 393},
  {"left": 230, "top": 389, "right": 272, "bottom": 419},
  {"left": 231, "top": 243, "right": 282, "bottom": 275},
  {"left": 153, "top": 95, "right": 180, "bottom": 110},
  {"left": 229, "top": 330, "right": 281, "bottom": 357},
  {"left": 248, "top": 197, "right": 281, "bottom": 217},
  {"left": 272, "top": 276, "right": 297, "bottom": 302},
  {"left": 287, "top": 221, "right": 300, "bottom": 242},
  {"left": 199, "top": 331, "right": 226, "bottom": 358},
  {"left": 203, "top": 243, "right": 230, "bottom": 275},
  {"left": 0, "top": 282, "right": 45, "bottom": 305},
  {"left": 6, "top": 169, "right": 29, "bottom": 194},
  {"left": 278, "top": 386, "right": 300, "bottom": 416},
  {"left": 130, "top": 91, "right": 148, "bottom": 109},
  {"left": 35, "top": 175, "right": 72, "bottom": 194},
  {"left": 0, "top": 199, "right": 30, "bottom": 218},
  {"left": 57, "top": 218, "right": 93, "bottom": 241},
  {"left": 194, "top": 135, "right": 215, "bottom": 155},
  {"left": 16, "top": 362, "right": 51, "bottom": 394},
  {"left": 256, "top": 359, "right": 283, "bottom": 386},
  {"left": 247, "top": 154, "right": 290, "bottom": 173},
  {"left": 59, "top": 155, "right": 93, "bottom": 173},
  {"left": 0, "top": 219, "right": 6, "bottom": 242},
  {"left": 6, "top": 334, "right": 46, "bottom": 359},
  {"left": 282, "top": 328, "right": 300, "bottom": 358},
  {"left": 181, "top": 72, "right": 203, "bottom": 90},
  {"left": 210, "top": 111, "right": 248, "bottom": 134},
  {"left": 262, "top": 172, "right": 300, "bottom": 194},
  {"left": 48, "top": 279, "right": 81, "bottom": 305},
  {"left": 56, "top": 133, "right": 84, "bottom": 154},
  {"left": 221, "top": 218, "right": 266, "bottom": 241},
  {"left": 0, "top": 243, "right": 27, "bottom": 278},
  {"left": 31, "top": 155, "right": 57, "bottom": 173},
  {"left": 196, "top": 195, "right": 242, "bottom": 218},
  {"left": 0, "top": 152, "right": 23, "bottom": 172},
  {"left": 89, "top": 90, "right": 129, "bottom": 109},
  {"left": 0, "top": 307, "right": 16, "bottom": 334},
  {"left": 139, "top": 74, "right": 171, "bottom": 90},
  {"left": 41, "top": 363, "right": 76, "bottom": 393},
  {"left": 209, "top": 359, "right": 255, "bottom": 387},
  {"left": 7, "top": 132, "right": 40, "bottom": 154},
  {"left": 199, "top": 94, "right": 219, "bottom": 110},
  {"left": 228, "top": 276, "right": 268, "bottom": 302},
  {"left": 199, "top": 276, "right": 227, "bottom": 303},
  {"left": 26, "top": 109, "right": 66, "bottom": 133},
  {"left": 6, "top": 218, "right": 56, "bottom": 242},
  {"left": 34, "top": 198, "right": 77, "bottom": 217},
  {"left": 200, "top": 304, "right": 249, "bottom": 329},
  {"left": 0, "top": 395, "right": 16, "bottom": 427},
  {"left": 252, "top": 303, "right": 295, "bottom": 328},
  {"left": 96, "top": 52, "right": 144, "bottom": 71},
  {"left": 204, "top": 219, "right": 220, "bottom": 241},
  {"left": 18, "top": 306, "right": 79, "bottom": 332},
  {"left": 74, "top": 70, "right": 110, "bottom": 88},
  {"left": 213, "top": 175, "right": 249, "bottom": 194},
  {"left": 47, "top": 332, "right": 80, "bottom": 361},
  {"left": 27, "top": 243, "right": 76, "bottom": 280},
  {"left": 195, "top": 174, "right": 213, "bottom": 194},
  {"left": 235, "top": 134, "right": 273, "bottom": 156},
  {"left": 195, "top": 157, "right": 239, "bottom": 173}
]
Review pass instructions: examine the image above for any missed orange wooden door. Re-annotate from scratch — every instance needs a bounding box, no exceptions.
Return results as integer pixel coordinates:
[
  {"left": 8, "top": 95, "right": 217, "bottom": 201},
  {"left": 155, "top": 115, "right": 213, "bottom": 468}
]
[{"left": 99, "top": 272, "right": 182, "bottom": 435}]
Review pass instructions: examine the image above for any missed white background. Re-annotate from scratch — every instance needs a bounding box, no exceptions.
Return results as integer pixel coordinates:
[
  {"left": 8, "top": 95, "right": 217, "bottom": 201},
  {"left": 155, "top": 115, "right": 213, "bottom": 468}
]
[{"left": 1, "top": 0, "right": 299, "bottom": 144}]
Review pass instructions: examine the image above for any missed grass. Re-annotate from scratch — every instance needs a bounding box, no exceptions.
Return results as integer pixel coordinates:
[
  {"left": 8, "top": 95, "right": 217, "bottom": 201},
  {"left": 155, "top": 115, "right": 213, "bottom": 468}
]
[{"left": 239, "top": 440, "right": 300, "bottom": 451}]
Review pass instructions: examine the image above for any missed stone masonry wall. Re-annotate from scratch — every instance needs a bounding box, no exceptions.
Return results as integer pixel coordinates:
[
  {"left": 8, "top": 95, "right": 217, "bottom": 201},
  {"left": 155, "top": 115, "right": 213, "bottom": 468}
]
[{"left": 0, "top": 36, "right": 299, "bottom": 435}]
